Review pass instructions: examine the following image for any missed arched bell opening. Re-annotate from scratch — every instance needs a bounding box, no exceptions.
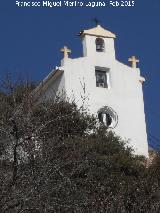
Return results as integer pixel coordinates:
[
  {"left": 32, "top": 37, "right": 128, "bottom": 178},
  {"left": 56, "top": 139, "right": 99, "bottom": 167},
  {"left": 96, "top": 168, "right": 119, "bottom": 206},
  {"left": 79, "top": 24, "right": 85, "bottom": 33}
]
[{"left": 95, "top": 38, "right": 105, "bottom": 52}]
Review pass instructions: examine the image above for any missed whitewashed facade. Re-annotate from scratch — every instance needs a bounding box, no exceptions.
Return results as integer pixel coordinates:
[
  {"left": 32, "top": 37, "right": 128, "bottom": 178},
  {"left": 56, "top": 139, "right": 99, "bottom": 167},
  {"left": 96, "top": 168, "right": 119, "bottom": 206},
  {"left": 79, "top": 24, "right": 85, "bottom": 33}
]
[{"left": 35, "top": 25, "right": 148, "bottom": 156}]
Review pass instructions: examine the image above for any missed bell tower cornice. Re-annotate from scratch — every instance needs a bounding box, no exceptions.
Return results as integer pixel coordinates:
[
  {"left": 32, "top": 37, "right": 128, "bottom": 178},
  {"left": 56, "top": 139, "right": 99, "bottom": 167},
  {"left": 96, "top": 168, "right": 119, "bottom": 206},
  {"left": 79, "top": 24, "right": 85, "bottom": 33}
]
[{"left": 79, "top": 24, "right": 116, "bottom": 38}]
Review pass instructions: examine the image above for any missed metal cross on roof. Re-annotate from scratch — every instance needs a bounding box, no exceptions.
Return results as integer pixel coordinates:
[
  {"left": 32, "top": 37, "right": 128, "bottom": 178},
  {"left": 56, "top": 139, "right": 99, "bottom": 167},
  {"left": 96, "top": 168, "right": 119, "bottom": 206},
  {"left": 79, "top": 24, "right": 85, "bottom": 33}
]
[{"left": 93, "top": 18, "right": 101, "bottom": 26}]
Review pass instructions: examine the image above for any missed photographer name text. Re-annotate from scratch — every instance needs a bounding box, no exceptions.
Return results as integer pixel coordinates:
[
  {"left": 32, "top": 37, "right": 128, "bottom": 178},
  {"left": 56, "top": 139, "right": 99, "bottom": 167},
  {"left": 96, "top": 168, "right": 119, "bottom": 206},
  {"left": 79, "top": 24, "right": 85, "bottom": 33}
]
[{"left": 15, "top": 0, "right": 135, "bottom": 8}]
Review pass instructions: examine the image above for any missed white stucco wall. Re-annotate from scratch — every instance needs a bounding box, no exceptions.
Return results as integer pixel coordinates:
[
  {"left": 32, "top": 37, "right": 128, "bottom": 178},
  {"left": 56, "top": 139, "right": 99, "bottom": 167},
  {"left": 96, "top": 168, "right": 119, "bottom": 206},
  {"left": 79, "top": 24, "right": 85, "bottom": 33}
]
[
  {"left": 42, "top": 71, "right": 65, "bottom": 101},
  {"left": 45, "top": 33, "right": 148, "bottom": 157},
  {"left": 82, "top": 35, "right": 115, "bottom": 60}
]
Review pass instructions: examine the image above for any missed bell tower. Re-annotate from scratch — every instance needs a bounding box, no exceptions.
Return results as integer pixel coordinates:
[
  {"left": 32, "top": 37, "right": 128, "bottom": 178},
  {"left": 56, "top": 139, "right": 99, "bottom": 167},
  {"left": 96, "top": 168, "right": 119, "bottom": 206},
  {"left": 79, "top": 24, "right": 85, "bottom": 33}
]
[{"left": 79, "top": 24, "right": 116, "bottom": 60}]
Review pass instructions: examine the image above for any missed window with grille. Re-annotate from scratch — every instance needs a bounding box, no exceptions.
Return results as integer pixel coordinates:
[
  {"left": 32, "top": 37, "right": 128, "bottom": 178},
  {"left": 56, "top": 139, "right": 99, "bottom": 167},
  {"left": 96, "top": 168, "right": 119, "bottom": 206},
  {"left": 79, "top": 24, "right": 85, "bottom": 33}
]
[{"left": 95, "top": 67, "right": 110, "bottom": 88}]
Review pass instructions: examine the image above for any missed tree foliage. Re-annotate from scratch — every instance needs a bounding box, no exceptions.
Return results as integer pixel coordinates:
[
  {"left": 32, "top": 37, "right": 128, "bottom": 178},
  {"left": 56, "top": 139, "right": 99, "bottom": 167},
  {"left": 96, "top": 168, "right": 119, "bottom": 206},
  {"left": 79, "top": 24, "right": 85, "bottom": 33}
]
[{"left": 0, "top": 78, "right": 160, "bottom": 212}]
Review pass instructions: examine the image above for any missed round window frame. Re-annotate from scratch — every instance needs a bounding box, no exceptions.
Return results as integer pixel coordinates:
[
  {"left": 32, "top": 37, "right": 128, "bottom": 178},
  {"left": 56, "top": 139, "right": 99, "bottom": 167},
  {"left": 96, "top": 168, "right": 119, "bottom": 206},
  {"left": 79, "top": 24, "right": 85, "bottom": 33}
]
[{"left": 97, "top": 106, "right": 118, "bottom": 129}]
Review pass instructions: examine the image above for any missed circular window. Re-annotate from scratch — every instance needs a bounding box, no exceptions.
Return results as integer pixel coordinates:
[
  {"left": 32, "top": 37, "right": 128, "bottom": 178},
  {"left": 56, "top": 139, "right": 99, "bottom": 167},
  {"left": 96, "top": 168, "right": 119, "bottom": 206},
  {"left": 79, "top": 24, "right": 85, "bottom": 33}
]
[{"left": 98, "top": 106, "right": 118, "bottom": 128}]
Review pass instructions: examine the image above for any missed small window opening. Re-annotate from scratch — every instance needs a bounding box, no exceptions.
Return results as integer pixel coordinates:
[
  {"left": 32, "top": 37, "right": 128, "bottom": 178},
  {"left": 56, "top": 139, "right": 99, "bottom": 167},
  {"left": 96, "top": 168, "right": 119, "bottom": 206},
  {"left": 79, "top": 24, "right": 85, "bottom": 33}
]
[
  {"left": 96, "top": 38, "right": 105, "bottom": 52},
  {"left": 95, "top": 70, "right": 107, "bottom": 88},
  {"left": 95, "top": 66, "right": 110, "bottom": 88},
  {"left": 98, "top": 112, "right": 112, "bottom": 127},
  {"left": 98, "top": 106, "right": 118, "bottom": 128}
]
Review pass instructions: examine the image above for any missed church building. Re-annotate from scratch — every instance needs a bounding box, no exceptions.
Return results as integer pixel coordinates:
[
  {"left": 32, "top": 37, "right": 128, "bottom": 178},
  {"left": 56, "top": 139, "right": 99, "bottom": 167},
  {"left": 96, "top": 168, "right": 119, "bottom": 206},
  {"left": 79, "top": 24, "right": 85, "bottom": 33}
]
[{"left": 35, "top": 24, "right": 148, "bottom": 156}]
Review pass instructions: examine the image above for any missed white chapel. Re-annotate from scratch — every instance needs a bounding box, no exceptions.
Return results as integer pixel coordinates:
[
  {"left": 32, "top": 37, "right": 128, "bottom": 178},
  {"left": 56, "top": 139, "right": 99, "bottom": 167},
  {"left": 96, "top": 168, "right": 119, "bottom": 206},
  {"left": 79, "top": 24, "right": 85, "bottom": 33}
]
[{"left": 35, "top": 24, "right": 148, "bottom": 156}]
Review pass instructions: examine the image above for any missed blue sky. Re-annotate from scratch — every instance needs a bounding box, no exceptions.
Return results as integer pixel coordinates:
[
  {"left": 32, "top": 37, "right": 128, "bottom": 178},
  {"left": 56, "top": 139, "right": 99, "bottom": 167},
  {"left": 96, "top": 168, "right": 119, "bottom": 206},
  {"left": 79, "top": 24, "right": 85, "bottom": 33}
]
[{"left": 0, "top": 0, "right": 160, "bottom": 149}]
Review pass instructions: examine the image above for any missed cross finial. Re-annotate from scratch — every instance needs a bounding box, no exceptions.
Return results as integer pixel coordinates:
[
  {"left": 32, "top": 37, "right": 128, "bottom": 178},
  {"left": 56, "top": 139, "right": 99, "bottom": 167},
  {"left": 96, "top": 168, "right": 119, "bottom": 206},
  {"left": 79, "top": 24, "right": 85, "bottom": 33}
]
[
  {"left": 128, "top": 56, "right": 139, "bottom": 68},
  {"left": 60, "top": 46, "right": 71, "bottom": 59},
  {"left": 93, "top": 17, "right": 101, "bottom": 26}
]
